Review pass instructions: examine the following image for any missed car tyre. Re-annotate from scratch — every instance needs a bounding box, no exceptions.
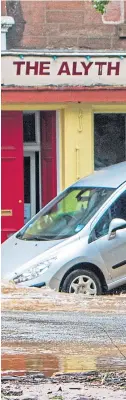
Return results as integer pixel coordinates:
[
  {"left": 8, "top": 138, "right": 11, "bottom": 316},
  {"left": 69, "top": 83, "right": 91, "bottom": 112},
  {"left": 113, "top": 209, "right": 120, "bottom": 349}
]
[{"left": 61, "top": 268, "right": 102, "bottom": 296}]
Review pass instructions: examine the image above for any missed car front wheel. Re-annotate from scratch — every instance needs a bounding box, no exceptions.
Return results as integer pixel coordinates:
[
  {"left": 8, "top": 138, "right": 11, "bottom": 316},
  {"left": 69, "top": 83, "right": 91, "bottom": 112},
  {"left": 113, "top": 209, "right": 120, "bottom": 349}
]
[{"left": 61, "top": 268, "right": 102, "bottom": 296}]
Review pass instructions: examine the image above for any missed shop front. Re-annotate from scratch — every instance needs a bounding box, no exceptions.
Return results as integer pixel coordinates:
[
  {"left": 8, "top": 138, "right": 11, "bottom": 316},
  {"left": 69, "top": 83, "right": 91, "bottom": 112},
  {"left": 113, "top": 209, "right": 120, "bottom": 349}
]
[
  {"left": 1, "top": 109, "right": 57, "bottom": 242},
  {"left": 1, "top": 51, "right": 126, "bottom": 242}
]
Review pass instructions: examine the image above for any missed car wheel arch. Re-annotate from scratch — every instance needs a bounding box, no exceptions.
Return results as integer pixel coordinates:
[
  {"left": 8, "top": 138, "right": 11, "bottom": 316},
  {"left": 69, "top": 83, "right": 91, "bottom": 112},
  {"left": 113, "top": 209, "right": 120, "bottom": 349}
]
[{"left": 59, "top": 262, "right": 107, "bottom": 292}]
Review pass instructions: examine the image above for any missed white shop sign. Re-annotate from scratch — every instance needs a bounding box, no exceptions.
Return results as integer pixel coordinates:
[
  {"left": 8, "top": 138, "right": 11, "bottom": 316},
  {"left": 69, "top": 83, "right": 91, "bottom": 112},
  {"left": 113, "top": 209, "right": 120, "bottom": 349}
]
[{"left": 1, "top": 55, "right": 126, "bottom": 87}]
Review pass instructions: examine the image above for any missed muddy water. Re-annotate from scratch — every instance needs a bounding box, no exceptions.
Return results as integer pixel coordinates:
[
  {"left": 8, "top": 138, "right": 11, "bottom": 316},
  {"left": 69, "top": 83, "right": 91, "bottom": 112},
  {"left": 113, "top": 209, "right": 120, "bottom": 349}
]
[
  {"left": 2, "top": 341, "right": 126, "bottom": 378},
  {"left": 1, "top": 283, "right": 126, "bottom": 313},
  {"left": 1, "top": 284, "right": 126, "bottom": 379}
]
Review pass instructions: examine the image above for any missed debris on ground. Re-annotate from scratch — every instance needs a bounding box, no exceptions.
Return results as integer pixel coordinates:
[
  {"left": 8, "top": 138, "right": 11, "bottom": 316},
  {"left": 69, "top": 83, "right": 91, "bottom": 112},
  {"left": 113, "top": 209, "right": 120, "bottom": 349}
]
[
  {"left": 1, "top": 371, "right": 126, "bottom": 400},
  {"left": 1, "top": 282, "right": 126, "bottom": 313}
]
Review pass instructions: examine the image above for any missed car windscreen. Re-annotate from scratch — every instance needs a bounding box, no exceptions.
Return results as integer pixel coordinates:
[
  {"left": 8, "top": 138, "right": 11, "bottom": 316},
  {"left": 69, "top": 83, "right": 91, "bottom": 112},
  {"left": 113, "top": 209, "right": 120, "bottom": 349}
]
[{"left": 17, "top": 187, "right": 114, "bottom": 241}]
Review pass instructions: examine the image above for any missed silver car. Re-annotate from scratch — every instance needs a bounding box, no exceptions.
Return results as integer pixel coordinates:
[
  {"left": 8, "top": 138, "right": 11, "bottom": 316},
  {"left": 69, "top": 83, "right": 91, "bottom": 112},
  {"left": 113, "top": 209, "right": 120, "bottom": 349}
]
[{"left": 2, "top": 162, "right": 126, "bottom": 295}]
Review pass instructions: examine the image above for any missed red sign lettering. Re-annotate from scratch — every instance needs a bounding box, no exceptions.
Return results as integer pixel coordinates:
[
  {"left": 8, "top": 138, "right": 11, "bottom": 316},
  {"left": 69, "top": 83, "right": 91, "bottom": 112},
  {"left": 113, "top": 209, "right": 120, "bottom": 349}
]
[
  {"left": 107, "top": 62, "right": 120, "bottom": 75},
  {"left": 72, "top": 62, "right": 82, "bottom": 76},
  {"left": 39, "top": 61, "right": 50, "bottom": 75},
  {"left": 81, "top": 62, "right": 93, "bottom": 75},
  {"left": 13, "top": 61, "right": 25, "bottom": 75},
  {"left": 95, "top": 62, "right": 107, "bottom": 75},
  {"left": 13, "top": 59, "right": 121, "bottom": 79},
  {"left": 57, "top": 62, "right": 70, "bottom": 75},
  {"left": 26, "top": 61, "right": 38, "bottom": 75}
]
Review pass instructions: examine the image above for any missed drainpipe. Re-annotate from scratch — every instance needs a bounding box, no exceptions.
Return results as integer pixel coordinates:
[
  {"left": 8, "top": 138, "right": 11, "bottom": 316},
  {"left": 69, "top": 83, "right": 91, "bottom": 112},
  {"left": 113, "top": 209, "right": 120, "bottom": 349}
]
[{"left": 1, "top": 16, "right": 15, "bottom": 50}]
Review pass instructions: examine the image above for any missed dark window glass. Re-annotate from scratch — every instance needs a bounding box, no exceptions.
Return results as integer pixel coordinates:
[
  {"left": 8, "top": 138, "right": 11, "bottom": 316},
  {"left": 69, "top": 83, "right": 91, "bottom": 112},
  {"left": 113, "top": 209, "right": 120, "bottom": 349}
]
[
  {"left": 35, "top": 151, "right": 40, "bottom": 213},
  {"left": 23, "top": 113, "right": 35, "bottom": 142},
  {"left": 94, "top": 190, "right": 126, "bottom": 239},
  {"left": 24, "top": 156, "right": 30, "bottom": 203},
  {"left": 94, "top": 113, "right": 126, "bottom": 169}
]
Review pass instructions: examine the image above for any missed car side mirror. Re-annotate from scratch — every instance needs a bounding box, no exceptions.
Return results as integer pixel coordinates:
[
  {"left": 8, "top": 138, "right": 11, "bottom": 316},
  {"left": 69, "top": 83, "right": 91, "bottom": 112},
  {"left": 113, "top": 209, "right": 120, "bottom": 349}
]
[{"left": 108, "top": 218, "right": 126, "bottom": 240}]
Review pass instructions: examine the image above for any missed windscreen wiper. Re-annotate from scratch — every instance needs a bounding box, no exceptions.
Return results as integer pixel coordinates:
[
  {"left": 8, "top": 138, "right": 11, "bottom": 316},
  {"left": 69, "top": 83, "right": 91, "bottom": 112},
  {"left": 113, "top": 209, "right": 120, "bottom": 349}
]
[
  {"left": 16, "top": 232, "right": 23, "bottom": 239},
  {"left": 22, "top": 235, "right": 48, "bottom": 241}
]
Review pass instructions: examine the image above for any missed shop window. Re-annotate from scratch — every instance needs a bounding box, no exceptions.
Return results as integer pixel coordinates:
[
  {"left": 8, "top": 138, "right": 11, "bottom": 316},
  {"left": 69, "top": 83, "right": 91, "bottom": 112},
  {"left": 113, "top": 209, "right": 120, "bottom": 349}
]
[
  {"left": 23, "top": 112, "right": 35, "bottom": 142},
  {"left": 24, "top": 152, "right": 40, "bottom": 224},
  {"left": 94, "top": 114, "right": 126, "bottom": 169}
]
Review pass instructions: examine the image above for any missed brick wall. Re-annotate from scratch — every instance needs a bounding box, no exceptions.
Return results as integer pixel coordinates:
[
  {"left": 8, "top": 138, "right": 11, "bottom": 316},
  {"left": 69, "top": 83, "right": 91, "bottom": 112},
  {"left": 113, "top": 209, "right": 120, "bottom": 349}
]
[
  {"left": 1, "top": 0, "right": 7, "bottom": 16},
  {"left": 103, "top": 0, "right": 124, "bottom": 24},
  {"left": 4, "top": 0, "right": 126, "bottom": 50}
]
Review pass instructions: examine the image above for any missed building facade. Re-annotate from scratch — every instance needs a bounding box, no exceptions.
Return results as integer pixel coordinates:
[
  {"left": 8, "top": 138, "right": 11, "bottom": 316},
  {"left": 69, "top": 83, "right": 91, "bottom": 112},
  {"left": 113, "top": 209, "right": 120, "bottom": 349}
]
[{"left": 1, "top": 0, "right": 126, "bottom": 242}]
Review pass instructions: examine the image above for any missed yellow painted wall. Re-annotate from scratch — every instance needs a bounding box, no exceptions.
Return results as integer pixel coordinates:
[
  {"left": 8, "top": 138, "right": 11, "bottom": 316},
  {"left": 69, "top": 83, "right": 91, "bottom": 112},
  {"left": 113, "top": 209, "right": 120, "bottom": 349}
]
[{"left": 60, "top": 105, "right": 94, "bottom": 190}]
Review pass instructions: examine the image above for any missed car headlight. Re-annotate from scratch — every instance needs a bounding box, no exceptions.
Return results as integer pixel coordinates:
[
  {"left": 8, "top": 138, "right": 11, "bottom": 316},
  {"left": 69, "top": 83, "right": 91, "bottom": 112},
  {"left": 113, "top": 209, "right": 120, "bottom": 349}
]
[{"left": 13, "top": 256, "right": 57, "bottom": 284}]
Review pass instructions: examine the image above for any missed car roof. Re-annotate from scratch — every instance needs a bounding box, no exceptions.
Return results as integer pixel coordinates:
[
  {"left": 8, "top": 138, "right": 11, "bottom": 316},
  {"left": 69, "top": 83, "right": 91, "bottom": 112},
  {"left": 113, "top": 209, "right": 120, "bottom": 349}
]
[{"left": 72, "top": 161, "right": 126, "bottom": 189}]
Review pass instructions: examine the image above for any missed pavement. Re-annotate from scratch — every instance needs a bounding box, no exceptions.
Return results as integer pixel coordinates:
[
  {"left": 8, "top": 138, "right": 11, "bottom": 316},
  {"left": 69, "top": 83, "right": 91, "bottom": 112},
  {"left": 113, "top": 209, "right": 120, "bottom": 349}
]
[{"left": 2, "top": 310, "right": 126, "bottom": 345}]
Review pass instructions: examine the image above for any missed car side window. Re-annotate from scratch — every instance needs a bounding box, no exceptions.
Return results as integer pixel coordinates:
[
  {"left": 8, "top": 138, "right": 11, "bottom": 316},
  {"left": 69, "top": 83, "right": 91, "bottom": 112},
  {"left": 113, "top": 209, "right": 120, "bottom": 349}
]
[{"left": 94, "top": 190, "right": 126, "bottom": 240}]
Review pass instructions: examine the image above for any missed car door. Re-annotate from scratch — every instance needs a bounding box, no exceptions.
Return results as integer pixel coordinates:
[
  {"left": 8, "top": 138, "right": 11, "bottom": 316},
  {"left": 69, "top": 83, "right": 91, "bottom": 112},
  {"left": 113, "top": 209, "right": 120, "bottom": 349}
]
[{"left": 91, "top": 186, "right": 126, "bottom": 283}]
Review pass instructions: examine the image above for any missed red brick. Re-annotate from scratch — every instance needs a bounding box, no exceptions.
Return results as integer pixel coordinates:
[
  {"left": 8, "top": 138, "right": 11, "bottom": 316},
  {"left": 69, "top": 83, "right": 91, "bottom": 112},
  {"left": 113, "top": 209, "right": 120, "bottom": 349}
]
[
  {"left": 24, "top": 22, "right": 59, "bottom": 37},
  {"left": 21, "top": 36, "right": 48, "bottom": 49},
  {"left": 59, "top": 23, "right": 89, "bottom": 35},
  {"left": 124, "top": 0, "right": 126, "bottom": 19},
  {"left": 103, "top": 0, "right": 122, "bottom": 22},
  {"left": 46, "top": 1, "right": 85, "bottom": 10},
  {"left": 83, "top": 2, "right": 102, "bottom": 24},
  {"left": 21, "top": 1, "right": 46, "bottom": 24},
  {"left": 46, "top": 10, "right": 84, "bottom": 24},
  {"left": 59, "top": 23, "right": 116, "bottom": 37},
  {"left": 47, "top": 35, "right": 78, "bottom": 48},
  {"left": 78, "top": 37, "right": 112, "bottom": 50},
  {"left": 5, "top": 0, "right": 125, "bottom": 51},
  {"left": 113, "top": 37, "right": 126, "bottom": 50},
  {"left": 119, "top": 40, "right": 126, "bottom": 50},
  {"left": 21, "top": 0, "right": 46, "bottom": 11},
  {"left": 1, "top": 0, "right": 7, "bottom": 15}
]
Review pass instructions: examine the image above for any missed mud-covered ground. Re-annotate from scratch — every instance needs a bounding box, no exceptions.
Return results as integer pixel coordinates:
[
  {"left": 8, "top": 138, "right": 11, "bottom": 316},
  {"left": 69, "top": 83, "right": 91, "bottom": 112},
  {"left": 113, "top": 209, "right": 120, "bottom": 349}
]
[
  {"left": 1, "top": 282, "right": 126, "bottom": 399},
  {"left": 1, "top": 282, "right": 126, "bottom": 313},
  {"left": 1, "top": 371, "right": 126, "bottom": 400}
]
